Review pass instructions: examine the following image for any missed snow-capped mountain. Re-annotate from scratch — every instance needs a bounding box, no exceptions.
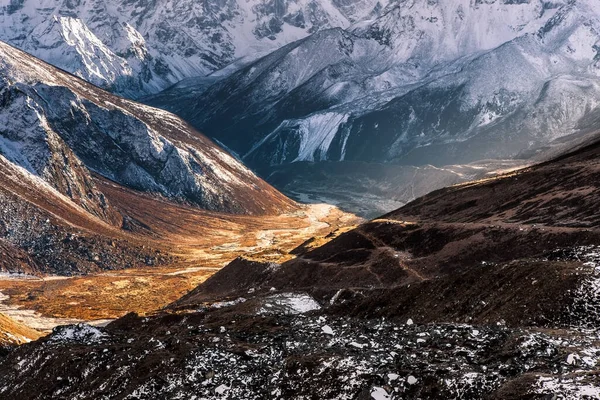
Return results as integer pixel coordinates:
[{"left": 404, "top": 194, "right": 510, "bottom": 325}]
[
  {"left": 6, "top": 0, "right": 600, "bottom": 216},
  {"left": 0, "top": 40, "right": 293, "bottom": 216},
  {"left": 146, "top": 0, "right": 600, "bottom": 211},
  {"left": 0, "top": 0, "right": 386, "bottom": 98}
]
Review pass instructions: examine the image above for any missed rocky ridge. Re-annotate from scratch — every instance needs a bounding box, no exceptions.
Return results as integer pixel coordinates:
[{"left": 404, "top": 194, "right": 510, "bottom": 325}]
[{"left": 0, "top": 40, "right": 298, "bottom": 275}]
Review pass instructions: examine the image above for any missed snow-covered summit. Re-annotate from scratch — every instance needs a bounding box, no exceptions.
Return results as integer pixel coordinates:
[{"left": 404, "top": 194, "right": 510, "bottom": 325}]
[
  {"left": 0, "top": 0, "right": 386, "bottom": 97},
  {"left": 148, "top": 0, "right": 600, "bottom": 170}
]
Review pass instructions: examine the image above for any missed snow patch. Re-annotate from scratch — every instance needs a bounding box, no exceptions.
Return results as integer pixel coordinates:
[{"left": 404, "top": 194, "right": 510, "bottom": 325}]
[
  {"left": 322, "top": 325, "right": 334, "bottom": 335},
  {"left": 371, "top": 386, "right": 391, "bottom": 399},
  {"left": 50, "top": 324, "right": 107, "bottom": 344},
  {"left": 258, "top": 293, "right": 321, "bottom": 315}
]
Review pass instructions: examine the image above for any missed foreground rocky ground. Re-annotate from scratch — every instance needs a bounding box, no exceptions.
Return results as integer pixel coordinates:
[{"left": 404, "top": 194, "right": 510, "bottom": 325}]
[{"left": 0, "top": 288, "right": 599, "bottom": 399}]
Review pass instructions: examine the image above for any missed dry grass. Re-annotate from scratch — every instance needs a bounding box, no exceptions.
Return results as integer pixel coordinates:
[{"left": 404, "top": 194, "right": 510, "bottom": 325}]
[
  {"left": 0, "top": 178, "right": 361, "bottom": 321},
  {"left": 0, "top": 313, "right": 42, "bottom": 345}
]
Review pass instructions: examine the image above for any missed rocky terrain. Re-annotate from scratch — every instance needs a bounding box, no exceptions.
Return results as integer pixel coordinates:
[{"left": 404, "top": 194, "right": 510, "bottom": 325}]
[
  {"left": 2, "top": 126, "right": 600, "bottom": 398},
  {"left": 0, "top": 194, "right": 356, "bottom": 322},
  {"left": 2, "top": 306, "right": 600, "bottom": 399},
  {"left": 176, "top": 136, "right": 600, "bottom": 313}
]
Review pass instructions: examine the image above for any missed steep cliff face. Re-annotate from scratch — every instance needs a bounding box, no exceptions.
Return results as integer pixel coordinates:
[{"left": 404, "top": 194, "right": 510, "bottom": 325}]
[
  {"left": 0, "top": 79, "right": 121, "bottom": 225},
  {"left": 0, "top": 0, "right": 386, "bottom": 97}
]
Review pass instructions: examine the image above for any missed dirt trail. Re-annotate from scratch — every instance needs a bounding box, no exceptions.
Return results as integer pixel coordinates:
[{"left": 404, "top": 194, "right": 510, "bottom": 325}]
[{"left": 358, "top": 230, "right": 428, "bottom": 282}]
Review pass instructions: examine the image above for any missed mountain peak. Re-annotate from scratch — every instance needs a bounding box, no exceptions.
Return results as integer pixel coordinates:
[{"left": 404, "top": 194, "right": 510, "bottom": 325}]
[{"left": 0, "top": 0, "right": 387, "bottom": 97}]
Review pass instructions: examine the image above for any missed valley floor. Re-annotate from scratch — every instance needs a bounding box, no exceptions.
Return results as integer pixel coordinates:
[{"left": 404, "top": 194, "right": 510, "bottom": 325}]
[{"left": 0, "top": 202, "right": 359, "bottom": 331}]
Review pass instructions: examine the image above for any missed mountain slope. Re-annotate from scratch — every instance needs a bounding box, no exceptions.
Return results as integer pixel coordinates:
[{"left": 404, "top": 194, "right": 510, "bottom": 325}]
[
  {"left": 177, "top": 135, "right": 600, "bottom": 311},
  {"left": 147, "top": 0, "right": 572, "bottom": 161},
  {"left": 0, "top": 40, "right": 294, "bottom": 216},
  {"left": 0, "top": 0, "right": 386, "bottom": 97}
]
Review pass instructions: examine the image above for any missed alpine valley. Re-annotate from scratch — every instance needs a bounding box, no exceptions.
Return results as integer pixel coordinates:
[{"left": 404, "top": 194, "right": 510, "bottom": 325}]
[
  {"left": 1, "top": 0, "right": 600, "bottom": 399},
  {"left": 0, "top": 38, "right": 355, "bottom": 325}
]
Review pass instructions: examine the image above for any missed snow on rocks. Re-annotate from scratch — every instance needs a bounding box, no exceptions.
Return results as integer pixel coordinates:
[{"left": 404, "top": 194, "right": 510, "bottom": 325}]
[
  {"left": 209, "top": 298, "right": 248, "bottom": 310},
  {"left": 566, "top": 353, "right": 580, "bottom": 365},
  {"left": 49, "top": 324, "right": 107, "bottom": 344},
  {"left": 215, "top": 384, "right": 230, "bottom": 395},
  {"left": 388, "top": 373, "right": 399, "bottom": 381},
  {"left": 349, "top": 342, "right": 365, "bottom": 349},
  {"left": 2, "top": 0, "right": 391, "bottom": 97},
  {"left": 3, "top": 312, "right": 600, "bottom": 399},
  {"left": 549, "top": 246, "right": 600, "bottom": 328},
  {"left": 536, "top": 376, "right": 600, "bottom": 399},
  {"left": 147, "top": 0, "right": 600, "bottom": 185},
  {"left": 257, "top": 293, "right": 321, "bottom": 316},
  {"left": 0, "top": 40, "right": 291, "bottom": 217},
  {"left": 321, "top": 325, "right": 334, "bottom": 335},
  {"left": 370, "top": 386, "right": 391, "bottom": 399}
]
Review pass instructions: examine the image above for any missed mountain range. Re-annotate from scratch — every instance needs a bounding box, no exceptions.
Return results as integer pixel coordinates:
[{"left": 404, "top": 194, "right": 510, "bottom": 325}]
[
  {"left": 0, "top": 0, "right": 386, "bottom": 97},
  {"left": 144, "top": 0, "right": 600, "bottom": 213},
  {"left": 5, "top": 1, "right": 600, "bottom": 215}
]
